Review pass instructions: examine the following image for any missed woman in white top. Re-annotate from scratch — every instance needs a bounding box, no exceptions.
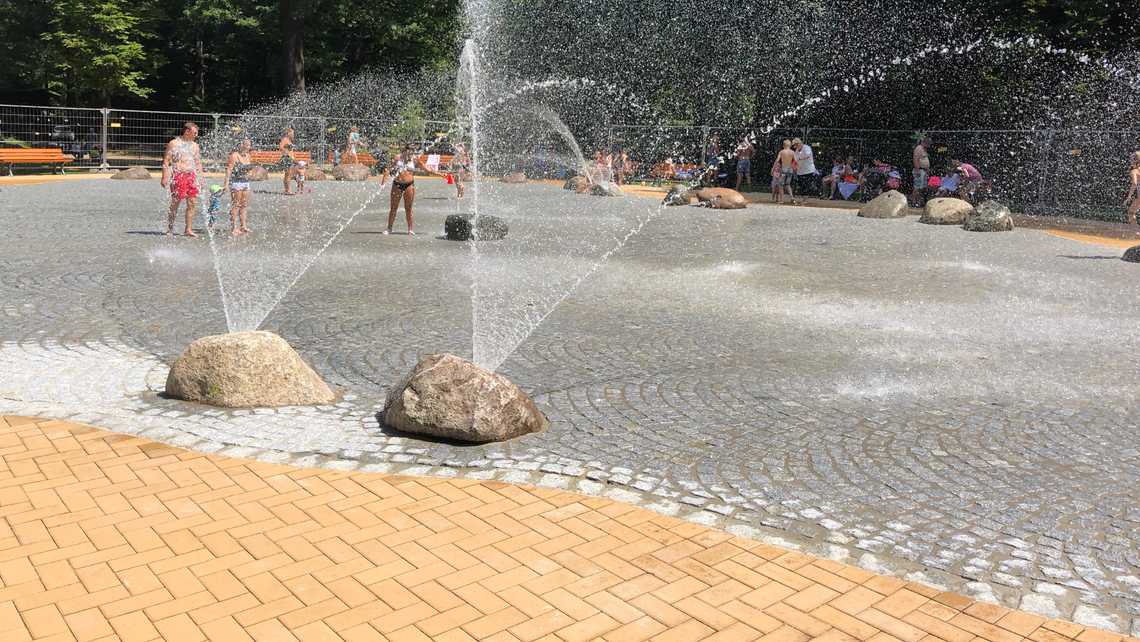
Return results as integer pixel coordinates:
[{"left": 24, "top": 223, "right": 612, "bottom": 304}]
[
  {"left": 380, "top": 146, "right": 446, "bottom": 235},
  {"left": 345, "top": 126, "right": 362, "bottom": 165}
]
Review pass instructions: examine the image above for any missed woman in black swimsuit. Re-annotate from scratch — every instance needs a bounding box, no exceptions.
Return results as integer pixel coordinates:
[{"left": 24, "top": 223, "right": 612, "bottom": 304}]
[{"left": 381, "top": 146, "right": 445, "bottom": 235}]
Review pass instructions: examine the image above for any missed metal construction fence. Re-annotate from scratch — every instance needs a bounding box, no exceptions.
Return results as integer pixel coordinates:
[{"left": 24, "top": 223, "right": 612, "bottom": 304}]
[
  {"left": 2, "top": 103, "right": 1139, "bottom": 218},
  {"left": 608, "top": 124, "right": 1140, "bottom": 219}
]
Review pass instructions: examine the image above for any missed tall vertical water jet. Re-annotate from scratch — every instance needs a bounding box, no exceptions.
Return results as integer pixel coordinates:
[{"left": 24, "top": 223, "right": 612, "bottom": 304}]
[{"left": 457, "top": 38, "right": 486, "bottom": 366}]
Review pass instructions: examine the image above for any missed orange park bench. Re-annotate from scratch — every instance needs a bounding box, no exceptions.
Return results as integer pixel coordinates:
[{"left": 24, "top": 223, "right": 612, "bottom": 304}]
[
  {"left": 329, "top": 151, "right": 378, "bottom": 166},
  {"left": 415, "top": 154, "right": 455, "bottom": 174},
  {"left": 0, "top": 147, "right": 75, "bottom": 175},
  {"left": 249, "top": 150, "right": 312, "bottom": 167}
]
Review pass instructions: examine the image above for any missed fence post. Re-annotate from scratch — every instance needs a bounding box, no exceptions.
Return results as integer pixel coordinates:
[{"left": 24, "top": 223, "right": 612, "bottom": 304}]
[
  {"left": 700, "top": 125, "right": 710, "bottom": 164},
  {"left": 1034, "top": 129, "right": 1055, "bottom": 215},
  {"left": 99, "top": 108, "right": 110, "bottom": 172},
  {"left": 318, "top": 117, "right": 327, "bottom": 165}
]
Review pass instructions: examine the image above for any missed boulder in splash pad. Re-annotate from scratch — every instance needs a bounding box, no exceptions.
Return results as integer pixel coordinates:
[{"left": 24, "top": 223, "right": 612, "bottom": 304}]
[
  {"left": 590, "top": 182, "right": 623, "bottom": 197},
  {"left": 859, "top": 190, "right": 909, "bottom": 218},
  {"left": 1122, "top": 245, "right": 1140, "bottom": 263},
  {"left": 383, "top": 353, "right": 547, "bottom": 443},
  {"left": 563, "top": 175, "right": 589, "bottom": 192},
  {"left": 333, "top": 163, "right": 370, "bottom": 181},
  {"left": 444, "top": 214, "right": 508, "bottom": 241},
  {"left": 920, "top": 197, "right": 974, "bottom": 225},
  {"left": 246, "top": 165, "right": 270, "bottom": 182},
  {"left": 165, "top": 331, "right": 335, "bottom": 408},
  {"left": 110, "top": 166, "right": 152, "bottom": 180},
  {"left": 963, "top": 200, "right": 1014, "bottom": 232}
]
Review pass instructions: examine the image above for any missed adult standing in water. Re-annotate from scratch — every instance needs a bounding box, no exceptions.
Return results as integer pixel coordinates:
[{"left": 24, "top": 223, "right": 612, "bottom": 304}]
[
  {"left": 279, "top": 127, "right": 297, "bottom": 195},
  {"left": 912, "top": 135, "right": 931, "bottom": 207},
  {"left": 735, "top": 136, "right": 754, "bottom": 191},
  {"left": 381, "top": 146, "right": 446, "bottom": 235},
  {"left": 792, "top": 137, "right": 816, "bottom": 199},
  {"left": 224, "top": 138, "right": 254, "bottom": 236},
  {"left": 615, "top": 149, "right": 631, "bottom": 186},
  {"left": 345, "top": 126, "right": 362, "bottom": 165},
  {"left": 1125, "top": 151, "right": 1140, "bottom": 226},
  {"left": 160, "top": 122, "right": 203, "bottom": 237}
]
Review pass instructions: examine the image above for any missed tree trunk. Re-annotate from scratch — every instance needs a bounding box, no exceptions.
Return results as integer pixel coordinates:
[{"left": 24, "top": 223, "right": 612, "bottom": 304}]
[
  {"left": 281, "top": 0, "right": 304, "bottom": 94},
  {"left": 195, "top": 36, "right": 206, "bottom": 107}
]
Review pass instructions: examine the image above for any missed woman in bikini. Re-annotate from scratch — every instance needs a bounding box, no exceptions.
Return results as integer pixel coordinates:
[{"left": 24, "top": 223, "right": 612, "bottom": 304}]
[
  {"left": 381, "top": 146, "right": 446, "bottom": 235},
  {"left": 279, "top": 127, "right": 297, "bottom": 194},
  {"left": 1125, "top": 151, "right": 1140, "bottom": 226},
  {"left": 224, "top": 138, "right": 254, "bottom": 236}
]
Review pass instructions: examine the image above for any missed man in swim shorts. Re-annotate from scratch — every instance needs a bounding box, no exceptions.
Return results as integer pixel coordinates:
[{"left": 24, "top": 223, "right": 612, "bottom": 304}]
[{"left": 161, "top": 122, "right": 204, "bottom": 237}]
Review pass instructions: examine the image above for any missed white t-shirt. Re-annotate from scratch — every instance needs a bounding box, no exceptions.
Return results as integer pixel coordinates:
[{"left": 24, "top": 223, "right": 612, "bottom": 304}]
[{"left": 795, "top": 144, "right": 816, "bottom": 175}]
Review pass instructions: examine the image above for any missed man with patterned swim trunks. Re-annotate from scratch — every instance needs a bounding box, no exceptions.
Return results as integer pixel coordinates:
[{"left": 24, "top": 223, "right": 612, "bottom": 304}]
[{"left": 161, "top": 122, "right": 204, "bottom": 237}]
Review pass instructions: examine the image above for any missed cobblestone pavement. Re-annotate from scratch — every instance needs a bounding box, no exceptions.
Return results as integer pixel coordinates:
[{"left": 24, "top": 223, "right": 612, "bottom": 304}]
[
  {"left": 0, "top": 180, "right": 1138, "bottom": 634},
  {"left": 2, "top": 416, "right": 1137, "bottom": 642}
]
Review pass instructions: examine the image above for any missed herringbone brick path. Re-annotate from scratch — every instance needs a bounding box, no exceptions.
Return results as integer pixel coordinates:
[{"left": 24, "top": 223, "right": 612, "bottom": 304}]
[{"left": 0, "top": 416, "right": 1133, "bottom": 642}]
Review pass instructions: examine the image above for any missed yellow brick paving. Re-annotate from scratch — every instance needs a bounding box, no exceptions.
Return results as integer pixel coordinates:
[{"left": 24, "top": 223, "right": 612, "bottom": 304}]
[{"left": 0, "top": 416, "right": 1134, "bottom": 642}]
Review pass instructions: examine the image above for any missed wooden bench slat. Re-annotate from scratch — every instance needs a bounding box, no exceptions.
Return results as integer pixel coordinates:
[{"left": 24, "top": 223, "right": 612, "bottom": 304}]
[{"left": 247, "top": 150, "right": 312, "bottom": 165}]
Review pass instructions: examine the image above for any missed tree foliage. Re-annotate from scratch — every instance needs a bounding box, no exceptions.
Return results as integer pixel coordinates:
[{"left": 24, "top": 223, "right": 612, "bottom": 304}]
[{"left": 40, "top": 0, "right": 157, "bottom": 105}]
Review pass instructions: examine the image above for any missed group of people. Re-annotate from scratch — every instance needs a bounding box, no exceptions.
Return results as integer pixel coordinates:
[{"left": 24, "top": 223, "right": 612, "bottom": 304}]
[
  {"left": 702, "top": 133, "right": 989, "bottom": 207},
  {"left": 160, "top": 121, "right": 472, "bottom": 237},
  {"left": 588, "top": 149, "right": 634, "bottom": 185}
]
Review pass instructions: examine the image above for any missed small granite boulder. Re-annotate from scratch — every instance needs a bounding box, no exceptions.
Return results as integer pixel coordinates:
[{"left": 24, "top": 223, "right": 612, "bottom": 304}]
[
  {"left": 110, "top": 166, "right": 152, "bottom": 180},
  {"left": 445, "top": 214, "right": 508, "bottom": 241},
  {"left": 963, "top": 200, "right": 1014, "bottom": 232},
  {"left": 246, "top": 165, "right": 270, "bottom": 182},
  {"left": 563, "top": 176, "right": 589, "bottom": 192},
  {"left": 165, "top": 331, "right": 335, "bottom": 408},
  {"left": 859, "top": 190, "right": 909, "bottom": 218},
  {"left": 382, "top": 353, "right": 547, "bottom": 443},
  {"left": 590, "top": 182, "right": 622, "bottom": 197},
  {"left": 332, "top": 163, "right": 370, "bottom": 181},
  {"left": 1121, "top": 245, "right": 1140, "bottom": 263},
  {"left": 501, "top": 171, "right": 527, "bottom": 184},
  {"left": 921, "top": 197, "right": 975, "bottom": 225},
  {"left": 303, "top": 166, "right": 328, "bottom": 181},
  {"left": 663, "top": 185, "right": 692, "bottom": 206}
]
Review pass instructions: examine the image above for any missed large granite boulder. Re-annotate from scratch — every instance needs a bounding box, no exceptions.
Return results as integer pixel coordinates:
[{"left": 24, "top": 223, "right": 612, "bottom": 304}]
[
  {"left": 110, "top": 166, "right": 152, "bottom": 180},
  {"left": 963, "top": 200, "right": 1014, "bottom": 232},
  {"left": 859, "top": 190, "right": 909, "bottom": 219},
  {"left": 501, "top": 171, "right": 527, "bottom": 184},
  {"left": 165, "top": 331, "right": 335, "bottom": 408},
  {"left": 1123, "top": 246, "right": 1140, "bottom": 263},
  {"left": 563, "top": 176, "right": 589, "bottom": 192},
  {"left": 382, "top": 353, "right": 547, "bottom": 443},
  {"left": 590, "top": 182, "right": 623, "bottom": 197},
  {"left": 693, "top": 187, "right": 748, "bottom": 209},
  {"left": 333, "top": 163, "right": 370, "bottom": 181},
  {"left": 445, "top": 214, "right": 508, "bottom": 241},
  {"left": 303, "top": 166, "right": 328, "bottom": 181},
  {"left": 921, "top": 197, "right": 975, "bottom": 225},
  {"left": 246, "top": 165, "right": 270, "bottom": 182}
]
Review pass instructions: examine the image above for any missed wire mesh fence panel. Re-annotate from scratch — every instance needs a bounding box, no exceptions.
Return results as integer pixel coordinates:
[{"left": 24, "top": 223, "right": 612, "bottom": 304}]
[
  {"left": 0, "top": 104, "right": 105, "bottom": 169},
  {"left": 1037, "top": 129, "right": 1140, "bottom": 219},
  {"left": 609, "top": 125, "right": 710, "bottom": 180},
  {"left": 106, "top": 109, "right": 223, "bottom": 169}
]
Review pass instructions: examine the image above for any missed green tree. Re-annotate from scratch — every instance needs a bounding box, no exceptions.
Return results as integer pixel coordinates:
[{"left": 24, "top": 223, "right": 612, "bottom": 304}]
[{"left": 41, "top": 0, "right": 157, "bottom": 105}]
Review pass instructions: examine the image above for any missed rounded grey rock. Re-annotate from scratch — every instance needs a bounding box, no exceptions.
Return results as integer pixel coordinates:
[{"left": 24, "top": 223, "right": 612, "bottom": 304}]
[{"left": 859, "top": 190, "right": 909, "bottom": 219}]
